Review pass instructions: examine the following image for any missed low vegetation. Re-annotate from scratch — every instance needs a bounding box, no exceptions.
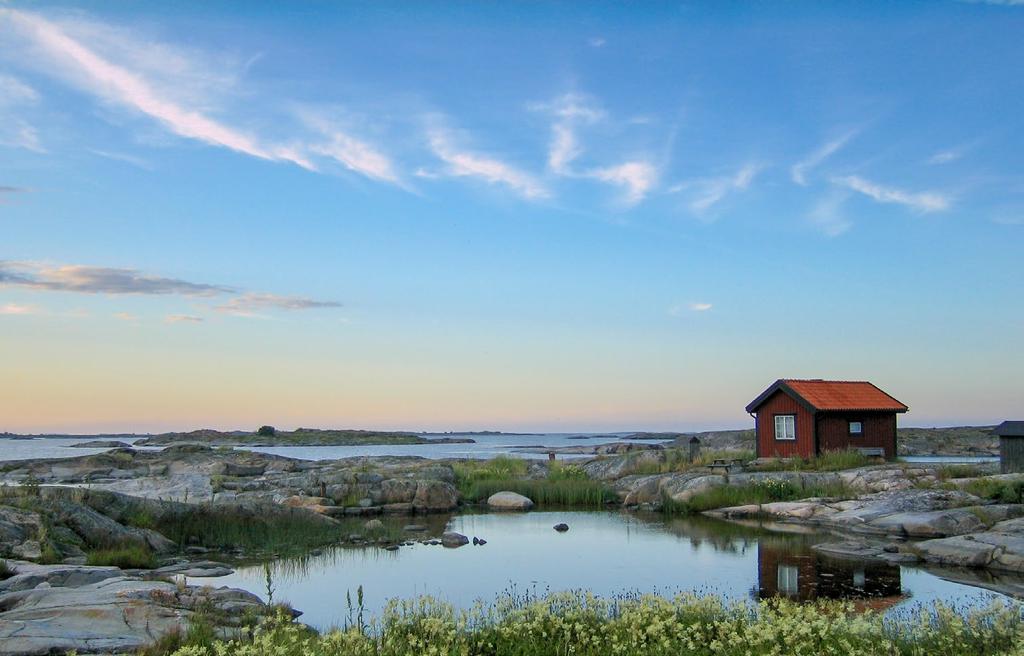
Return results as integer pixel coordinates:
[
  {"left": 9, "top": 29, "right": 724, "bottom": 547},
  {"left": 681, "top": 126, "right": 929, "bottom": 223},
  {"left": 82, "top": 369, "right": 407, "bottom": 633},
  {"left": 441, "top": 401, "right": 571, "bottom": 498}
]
[
  {"left": 623, "top": 449, "right": 756, "bottom": 476},
  {"left": 958, "top": 478, "right": 1024, "bottom": 504},
  {"left": 0, "top": 558, "right": 13, "bottom": 580},
  {"left": 753, "top": 449, "right": 877, "bottom": 472},
  {"left": 664, "top": 478, "right": 856, "bottom": 515},
  {"left": 454, "top": 456, "right": 616, "bottom": 507},
  {"left": 85, "top": 543, "right": 158, "bottom": 569},
  {"left": 163, "top": 591, "right": 1024, "bottom": 656}
]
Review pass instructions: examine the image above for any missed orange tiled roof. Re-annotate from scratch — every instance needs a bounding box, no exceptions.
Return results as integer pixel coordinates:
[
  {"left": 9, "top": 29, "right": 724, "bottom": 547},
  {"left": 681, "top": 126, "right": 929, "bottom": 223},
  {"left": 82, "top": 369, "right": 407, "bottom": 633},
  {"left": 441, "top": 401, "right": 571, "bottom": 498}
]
[
  {"left": 746, "top": 379, "right": 909, "bottom": 413},
  {"left": 782, "top": 379, "right": 908, "bottom": 412}
]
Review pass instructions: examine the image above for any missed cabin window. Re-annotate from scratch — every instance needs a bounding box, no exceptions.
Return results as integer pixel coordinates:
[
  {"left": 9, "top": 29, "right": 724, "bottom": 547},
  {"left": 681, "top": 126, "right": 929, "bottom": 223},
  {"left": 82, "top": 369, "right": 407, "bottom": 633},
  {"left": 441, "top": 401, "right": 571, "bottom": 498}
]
[
  {"left": 778, "top": 564, "right": 799, "bottom": 596},
  {"left": 774, "top": 415, "right": 796, "bottom": 441},
  {"left": 849, "top": 421, "right": 863, "bottom": 435}
]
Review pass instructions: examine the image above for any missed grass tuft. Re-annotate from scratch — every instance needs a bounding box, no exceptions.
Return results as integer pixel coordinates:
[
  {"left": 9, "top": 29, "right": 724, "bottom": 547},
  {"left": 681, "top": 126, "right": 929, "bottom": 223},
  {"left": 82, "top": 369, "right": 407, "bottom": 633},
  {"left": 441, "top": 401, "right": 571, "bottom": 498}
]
[
  {"left": 86, "top": 542, "right": 158, "bottom": 569},
  {"left": 663, "top": 478, "right": 856, "bottom": 515}
]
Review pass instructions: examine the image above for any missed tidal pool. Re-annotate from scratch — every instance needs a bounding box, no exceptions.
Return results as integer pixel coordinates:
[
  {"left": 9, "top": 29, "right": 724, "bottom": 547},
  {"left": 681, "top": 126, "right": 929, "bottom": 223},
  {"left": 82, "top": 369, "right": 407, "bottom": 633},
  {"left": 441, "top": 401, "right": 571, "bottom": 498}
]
[{"left": 189, "top": 511, "right": 1018, "bottom": 630}]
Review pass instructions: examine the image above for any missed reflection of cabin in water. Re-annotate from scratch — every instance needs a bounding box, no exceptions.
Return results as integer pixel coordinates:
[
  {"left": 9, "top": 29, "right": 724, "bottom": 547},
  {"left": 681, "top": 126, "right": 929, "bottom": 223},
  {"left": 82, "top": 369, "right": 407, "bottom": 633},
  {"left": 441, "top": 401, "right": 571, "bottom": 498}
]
[
  {"left": 755, "top": 542, "right": 904, "bottom": 609},
  {"left": 746, "top": 379, "right": 908, "bottom": 460}
]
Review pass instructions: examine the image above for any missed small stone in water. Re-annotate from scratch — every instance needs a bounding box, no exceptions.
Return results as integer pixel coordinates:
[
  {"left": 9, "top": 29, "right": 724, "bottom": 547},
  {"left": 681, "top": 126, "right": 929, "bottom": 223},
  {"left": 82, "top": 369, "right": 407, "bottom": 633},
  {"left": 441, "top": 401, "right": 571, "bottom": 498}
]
[{"left": 554, "top": 523, "right": 569, "bottom": 532}]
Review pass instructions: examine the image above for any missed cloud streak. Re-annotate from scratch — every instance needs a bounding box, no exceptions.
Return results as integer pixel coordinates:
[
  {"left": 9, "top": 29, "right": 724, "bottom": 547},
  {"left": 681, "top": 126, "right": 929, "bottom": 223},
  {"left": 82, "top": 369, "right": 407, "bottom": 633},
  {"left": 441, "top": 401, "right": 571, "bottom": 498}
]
[
  {"left": 831, "top": 175, "right": 950, "bottom": 212},
  {"left": 589, "top": 161, "right": 658, "bottom": 205},
  {"left": 428, "top": 128, "right": 548, "bottom": 199},
  {"left": 677, "top": 164, "right": 760, "bottom": 215},
  {"left": 0, "top": 261, "right": 341, "bottom": 314},
  {"left": 1, "top": 8, "right": 311, "bottom": 169},
  {"left": 0, "top": 261, "right": 233, "bottom": 296},
  {"left": 214, "top": 292, "right": 342, "bottom": 315},
  {"left": 791, "top": 132, "right": 855, "bottom": 186}
]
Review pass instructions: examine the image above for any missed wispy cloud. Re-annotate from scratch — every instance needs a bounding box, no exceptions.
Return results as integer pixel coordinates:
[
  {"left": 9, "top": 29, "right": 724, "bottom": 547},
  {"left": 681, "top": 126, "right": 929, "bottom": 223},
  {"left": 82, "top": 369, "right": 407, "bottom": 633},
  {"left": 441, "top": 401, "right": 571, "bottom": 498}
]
[
  {"left": 589, "top": 161, "right": 658, "bottom": 206},
  {"left": 588, "top": 37, "right": 606, "bottom": 48},
  {"left": 300, "top": 110, "right": 400, "bottom": 184},
  {"left": 669, "top": 302, "right": 712, "bottom": 316},
  {"left": 90, "top": 149, "right": 154, "bottom": 170},
  {"left": 926, "top": 141, "right": 979, "bottom": 165},
  {"left": 0, "top": 261, "right": 233, "bottom": 296},
  {"left": 165, "top": 314, "right": 204, "bottom": 323},
  {"left": 831, "top": 175, "right": 950, "bottom": 212},
  {"left": 427, "top": 127, "right": 548, "bottom": 199},
  {"left": 0, "top": 73, "right": 44, "bottom": 152},
  {"left": 791, "top": 132, "right": 855, "bottom": 186},
  {"left": 536, "top": 93, "right": 658, "bottom": 205},
  {"left": 1, "top": 8, "right": 311, "bottom": 168},
  {"left": 113, "top": 311, "right": 139, "bottom": 322},
  {"left": 214, "top": 293, "right": 342, "bottom": 316},
  {"left": 0, "top": 186, "right": 30, "bottom": 194},
  {"left": 0, "top": 302, "right": 36, "bottom": 315},
  {"left": 676, "top": 164, "right": 760, "bottom": 215},
  {"left": 807, "top": 192, "right": 852, "bottom": 237},
  {"left": 0, "top": 261, "right": 341, "bottom": 315}
]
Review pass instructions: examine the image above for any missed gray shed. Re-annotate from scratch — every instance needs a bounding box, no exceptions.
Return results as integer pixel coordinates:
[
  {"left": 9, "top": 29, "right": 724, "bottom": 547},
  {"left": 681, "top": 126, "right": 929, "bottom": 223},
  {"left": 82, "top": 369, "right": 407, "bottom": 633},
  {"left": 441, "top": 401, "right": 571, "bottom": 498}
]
[{"left": 995, "top": 421, "right": 1024, "bottom": 474}]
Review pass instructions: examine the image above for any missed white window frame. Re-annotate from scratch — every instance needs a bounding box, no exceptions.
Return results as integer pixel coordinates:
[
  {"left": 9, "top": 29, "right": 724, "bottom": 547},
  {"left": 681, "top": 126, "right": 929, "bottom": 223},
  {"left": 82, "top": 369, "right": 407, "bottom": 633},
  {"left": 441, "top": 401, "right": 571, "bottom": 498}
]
[
  {"left": 849, "top": 421, "right": 863, "bottom": 436},
  {"left": 774, "top": 414, "right": 796, "bottom": 441}
]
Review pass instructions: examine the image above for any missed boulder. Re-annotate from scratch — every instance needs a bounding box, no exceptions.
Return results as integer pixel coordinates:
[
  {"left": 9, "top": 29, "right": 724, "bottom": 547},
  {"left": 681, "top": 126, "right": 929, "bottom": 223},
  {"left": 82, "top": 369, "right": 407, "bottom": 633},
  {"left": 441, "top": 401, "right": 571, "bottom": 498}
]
[
  {"left": 486, "top": 491, "right": 534, "bottom": 511},
  {"left": 412, "top": 480, "right": 458, "bottom": 512},
  {"left": 553, "top": 523, "right": 569, "bottom": 532},
  {"left": 441, "top": 532, "right": 469, "bottom": 548}
]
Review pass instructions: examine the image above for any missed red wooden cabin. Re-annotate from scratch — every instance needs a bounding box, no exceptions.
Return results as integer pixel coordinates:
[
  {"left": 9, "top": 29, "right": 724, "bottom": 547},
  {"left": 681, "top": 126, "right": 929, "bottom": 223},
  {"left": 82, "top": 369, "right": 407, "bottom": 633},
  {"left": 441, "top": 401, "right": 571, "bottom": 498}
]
[{"left": 745, "top": 379, "right": 908, "bottom": 460}]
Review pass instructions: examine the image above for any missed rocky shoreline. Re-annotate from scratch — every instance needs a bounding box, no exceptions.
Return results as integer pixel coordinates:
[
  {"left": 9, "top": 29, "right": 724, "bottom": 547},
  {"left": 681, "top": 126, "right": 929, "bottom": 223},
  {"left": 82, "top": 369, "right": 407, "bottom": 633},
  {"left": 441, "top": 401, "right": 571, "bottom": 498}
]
[{"left": 2, "top": 442, "right": 1022, "bottom": 654}]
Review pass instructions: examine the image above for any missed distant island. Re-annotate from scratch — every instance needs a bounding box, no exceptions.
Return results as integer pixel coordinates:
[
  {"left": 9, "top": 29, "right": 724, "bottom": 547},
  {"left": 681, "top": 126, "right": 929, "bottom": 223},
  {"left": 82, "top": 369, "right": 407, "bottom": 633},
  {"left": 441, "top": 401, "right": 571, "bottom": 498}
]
[{"left": 132, "top": 428, "right": 475, "bottom": 447}]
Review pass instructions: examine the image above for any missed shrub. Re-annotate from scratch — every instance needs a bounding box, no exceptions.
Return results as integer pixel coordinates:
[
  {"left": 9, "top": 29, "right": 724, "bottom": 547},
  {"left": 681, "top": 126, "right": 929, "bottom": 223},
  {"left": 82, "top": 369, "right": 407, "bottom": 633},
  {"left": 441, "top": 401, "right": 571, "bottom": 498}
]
[
  {"left": 86, "top": 543, "right": 158, "bottom": 569},
  {"left": 963, "top": 478, "right": 1024, "bottom": 504},
  {"left": 665, "top": 478, "right": 855, "bottom": 515},
  {"left": 256, "top": 425, "right": 277, "bottom": 437},
  {"left": 166, "top": 591, "right": 1024, "bottom": 656}
]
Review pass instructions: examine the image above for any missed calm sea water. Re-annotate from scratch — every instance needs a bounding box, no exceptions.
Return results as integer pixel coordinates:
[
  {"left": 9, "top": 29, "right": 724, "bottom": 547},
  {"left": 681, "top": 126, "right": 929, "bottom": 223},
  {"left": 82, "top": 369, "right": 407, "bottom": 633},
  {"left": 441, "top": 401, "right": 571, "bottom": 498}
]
[
  {"left": 188, "top": 511, "right": 1016, "bottom": 630},
  {"left": 0, "top": 433, "right": 652, "bottom": 462}
]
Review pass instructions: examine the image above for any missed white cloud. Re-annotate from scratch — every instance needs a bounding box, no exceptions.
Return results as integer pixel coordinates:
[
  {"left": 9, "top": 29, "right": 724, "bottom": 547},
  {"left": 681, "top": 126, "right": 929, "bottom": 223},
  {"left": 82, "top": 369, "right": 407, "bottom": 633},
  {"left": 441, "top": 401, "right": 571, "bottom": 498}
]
[
  {"left": 538, "top": 94, "right": 604, "bottom": 175},
  {"left": 791, "top": 132, "right": 855, "bottom": 186},
  {"left": 669, "top": 302, "right": 712, "bottom": 316},
  {"left": 807, "top": 193, "right": 852, "bottom": 237},
  {"left": 588, "top": 161, "right": 658, "bottom": 205},
  {"left": 113, "top": 311, "right": 139, "bottom": 322},
  {"left": 165, "top": 314, "right": 204, "bottom": 323},
  {"left": 0, "top": 73, "right": 44, "bottom": 152},
  {"left": 300, "top": 110, "right": 400, "bottom": 184},
  {"left": 588, "top": 37, "right": 606, "bottom": 48},
  {"left": 214, "top": 292, "right": 342, "bottom": 316},
  {"left": 831, "top": 175, "right": 950, "bottom": 212},
  {"left": 678, "top": 164, "right": 760, "bottom": 215},
  {"left": 1, "top": 8, "right": 311, "bottom": 168},
  {"left": 427, "top": 128, "right": 548, "bottom": 200},
  {"left": 90, "top": 149, "right": 153, "bottom": 169},
  {"left": 0, "top": 302, "right": 35, "bottom": 315}
]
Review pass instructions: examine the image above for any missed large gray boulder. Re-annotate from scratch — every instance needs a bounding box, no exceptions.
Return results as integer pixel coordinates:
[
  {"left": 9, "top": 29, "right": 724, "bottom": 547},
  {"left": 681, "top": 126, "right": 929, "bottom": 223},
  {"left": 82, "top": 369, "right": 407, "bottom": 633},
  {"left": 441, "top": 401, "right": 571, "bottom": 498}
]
[
  {"left": 0, "top": 574, "right": 263, "bottom": 655},
  {"left": 486, "top": 491, "right": 534, "bottom": 511}
]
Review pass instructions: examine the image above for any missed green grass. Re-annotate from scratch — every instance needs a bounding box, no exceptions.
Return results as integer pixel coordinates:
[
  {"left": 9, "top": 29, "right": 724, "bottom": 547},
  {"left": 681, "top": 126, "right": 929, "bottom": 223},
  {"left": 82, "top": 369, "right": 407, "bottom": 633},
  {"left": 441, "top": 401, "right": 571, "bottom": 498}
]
[
  {"left": 453, "top": 456, "right": 616, "bottom": 507},
  {"left": 161, "top": 590, "right": 1024, "bottom": 656},
  {"left": 754, "top": 449, "right": 876, "bottom": 472},
  {"left": 462, "top": 478, "right": 616, "bottom": 506},
  {"left": 664, "top": 478, "right": 856, "bottom": 515},
  {"left": 86, "top": 543, "right": 158, "bottom": 569},
  {"left": 0, "top": 559, "right": 14, "bottom": 580},
  {"left": 621, "top": 449, "right": 756, "bottom": 476},
  {"left": 936, "top": 464, "right": 986, "bottom": 480},
  {"left": 961, "top": 477, "right": 1024, "bottom": 504}
]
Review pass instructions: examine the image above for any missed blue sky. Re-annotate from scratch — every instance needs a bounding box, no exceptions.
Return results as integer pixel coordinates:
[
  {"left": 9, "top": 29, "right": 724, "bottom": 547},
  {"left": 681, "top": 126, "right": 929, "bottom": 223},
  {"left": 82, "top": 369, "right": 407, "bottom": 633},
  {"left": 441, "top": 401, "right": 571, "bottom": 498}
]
[{"left": 1, "top": 1, "right": 1022, "bottom": 433}]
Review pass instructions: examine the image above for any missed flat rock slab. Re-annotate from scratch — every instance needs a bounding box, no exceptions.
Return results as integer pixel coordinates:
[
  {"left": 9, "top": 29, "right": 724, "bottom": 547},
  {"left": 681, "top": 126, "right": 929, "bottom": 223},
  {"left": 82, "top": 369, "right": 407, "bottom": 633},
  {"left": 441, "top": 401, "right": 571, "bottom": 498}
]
[
  {"left": 154, "top": 561, "right": 234, "bottom": 578},
  {"left": 486, "top": 491, "right": 534, "bottom": 511}
]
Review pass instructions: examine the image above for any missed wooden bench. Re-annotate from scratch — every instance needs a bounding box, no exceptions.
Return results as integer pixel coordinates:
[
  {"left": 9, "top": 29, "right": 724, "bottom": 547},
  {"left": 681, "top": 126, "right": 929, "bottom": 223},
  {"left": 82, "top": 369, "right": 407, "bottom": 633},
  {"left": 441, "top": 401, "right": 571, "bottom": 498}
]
[
  {"left": 708, "top": 458, "right": 746, "bottom": 474},
  {"left": 855, "top": 447, "right": 886, "bottom": 458}
]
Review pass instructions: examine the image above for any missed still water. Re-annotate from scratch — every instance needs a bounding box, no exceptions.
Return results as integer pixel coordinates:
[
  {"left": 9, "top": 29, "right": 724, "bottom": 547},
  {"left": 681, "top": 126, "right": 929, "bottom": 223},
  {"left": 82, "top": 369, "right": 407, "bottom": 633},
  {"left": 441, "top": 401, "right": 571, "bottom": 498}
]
[
  {"left": 0, "top": 433, "right": 654, "bottom": 462},
  {"left": 190, "top": 511, "right": 1017, "bottom": 630}
]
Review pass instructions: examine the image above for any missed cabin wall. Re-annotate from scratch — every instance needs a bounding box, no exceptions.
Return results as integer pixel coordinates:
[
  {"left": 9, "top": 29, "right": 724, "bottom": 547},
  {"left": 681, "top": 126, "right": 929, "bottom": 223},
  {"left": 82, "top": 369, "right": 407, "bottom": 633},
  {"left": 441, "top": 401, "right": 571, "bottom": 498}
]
[
  {"left": 1000, "top": 437, "right": 1024, "bottom": 474},
  {"left": 817, "top": 412, "right": 897, "bottom": 459},
  {"left": 755, "top": 390, "right": 815, "bottom": 459}
]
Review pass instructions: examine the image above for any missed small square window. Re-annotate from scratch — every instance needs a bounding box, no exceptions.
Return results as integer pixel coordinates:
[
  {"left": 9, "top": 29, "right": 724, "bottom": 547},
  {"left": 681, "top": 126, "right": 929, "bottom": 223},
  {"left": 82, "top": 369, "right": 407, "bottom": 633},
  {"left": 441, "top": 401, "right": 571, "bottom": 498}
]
[
  {"left": 774, "top": 415, "right": 796, "bottom": 441},
  {"left": 849, "top": 421, "right": 863, "bottom": 435}
]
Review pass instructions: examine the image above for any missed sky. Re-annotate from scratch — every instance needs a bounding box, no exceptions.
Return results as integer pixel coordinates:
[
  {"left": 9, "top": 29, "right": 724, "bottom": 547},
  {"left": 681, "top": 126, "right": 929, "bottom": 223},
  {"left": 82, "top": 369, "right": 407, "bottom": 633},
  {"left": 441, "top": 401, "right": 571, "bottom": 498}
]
[{"left": 1, "top": 1, "right": 1022, "bottom": 434}]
